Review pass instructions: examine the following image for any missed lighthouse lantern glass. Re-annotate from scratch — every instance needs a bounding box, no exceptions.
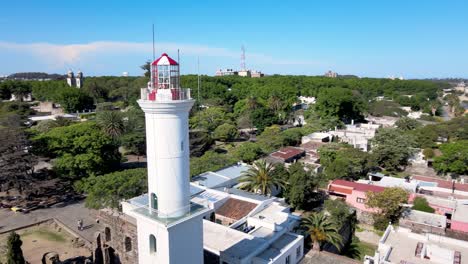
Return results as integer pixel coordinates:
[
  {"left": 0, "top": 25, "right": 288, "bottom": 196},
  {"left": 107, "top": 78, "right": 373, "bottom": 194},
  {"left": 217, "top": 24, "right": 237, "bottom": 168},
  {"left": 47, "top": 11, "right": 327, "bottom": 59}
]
[{"left": 151, "top": 64, "right": 179, "bottom": 89}]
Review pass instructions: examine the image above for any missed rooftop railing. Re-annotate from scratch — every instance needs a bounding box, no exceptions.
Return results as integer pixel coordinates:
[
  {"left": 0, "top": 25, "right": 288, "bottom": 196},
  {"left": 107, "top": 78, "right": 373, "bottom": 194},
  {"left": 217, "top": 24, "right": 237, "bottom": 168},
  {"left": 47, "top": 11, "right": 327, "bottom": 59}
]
[
  {"left": 140, "top": 88, "right": 191, "bottom": 102},
  {"left": 126, "top": 195, "right": 208, "bottom": 227}
]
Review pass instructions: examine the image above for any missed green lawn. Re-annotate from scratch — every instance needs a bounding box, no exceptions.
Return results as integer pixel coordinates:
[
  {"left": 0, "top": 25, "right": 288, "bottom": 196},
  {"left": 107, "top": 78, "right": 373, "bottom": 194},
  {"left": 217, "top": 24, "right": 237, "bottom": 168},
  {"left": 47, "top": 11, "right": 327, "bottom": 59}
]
[
  {"left": 21, "top": 228, "right": 67, "bottom": 242},
  {"left": 356, "top": 241, "right": 377, "bottom": 260},
  {"left": 343, "top": 237, "right": 378, "bottom": 261}
]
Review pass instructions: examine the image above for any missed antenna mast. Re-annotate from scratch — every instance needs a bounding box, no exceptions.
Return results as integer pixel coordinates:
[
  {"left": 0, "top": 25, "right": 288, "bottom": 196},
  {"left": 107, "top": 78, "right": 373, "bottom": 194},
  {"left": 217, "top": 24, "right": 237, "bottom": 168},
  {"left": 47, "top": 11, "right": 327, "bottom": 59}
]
[
  {"left": 152, "top": 24, "right": 155, "bottom": 61},
  {"left": 178, "top": 49, "right": 181, "bottom": 87},
  {"left": 240, "top": 45, "right": 246, "bottom": 70}
]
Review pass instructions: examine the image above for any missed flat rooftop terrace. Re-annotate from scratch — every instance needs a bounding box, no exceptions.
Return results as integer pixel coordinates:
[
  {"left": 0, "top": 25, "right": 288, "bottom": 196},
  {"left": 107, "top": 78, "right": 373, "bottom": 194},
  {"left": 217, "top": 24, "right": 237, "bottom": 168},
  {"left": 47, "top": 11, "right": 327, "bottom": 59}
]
[
  {"left": 382, "top": 227, "right": 468, "bottom": 264},
  {"left": 203, "top": 220, "right": 265, "bottom": 259}
]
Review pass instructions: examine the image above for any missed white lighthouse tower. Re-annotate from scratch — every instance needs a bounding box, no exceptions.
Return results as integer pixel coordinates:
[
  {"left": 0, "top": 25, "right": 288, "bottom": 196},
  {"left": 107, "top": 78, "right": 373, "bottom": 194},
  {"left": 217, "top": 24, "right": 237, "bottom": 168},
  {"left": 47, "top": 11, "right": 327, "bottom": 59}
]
[{"left": 122, "top": 53, "right": 207, "bottom": 264}]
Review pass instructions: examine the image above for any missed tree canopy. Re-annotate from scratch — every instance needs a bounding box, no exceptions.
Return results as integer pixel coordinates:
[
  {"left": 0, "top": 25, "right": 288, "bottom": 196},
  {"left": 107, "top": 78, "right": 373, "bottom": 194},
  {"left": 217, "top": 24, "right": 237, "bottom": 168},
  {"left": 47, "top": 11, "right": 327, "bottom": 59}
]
[
  {"left": 285, "top": 163, "right": 319, "bottom": 209},
  {"left": 75, "top": 168, "right": 147, "bottom": 209},
  {"left": 433, "top": 140, "right": 468, "bottom": 175},
  {"left": 319, "top": 143, "right": 373, "bottom": 180},
  {"left": 32, "top": 122, "right": 121, "bottom": 180},
  {"left": 315, "top": 87, "right": 366, "bottom": 123},
  {"left": 371, "top": 128, "right": 416, "bottom": 172},
  {"left": 366, "top": 187, "right": 408, "bottom": 230},
  {"left": 412, "top": 197, "right": 435, "bottom": 213},
  {"left": 6, "top": 232, "right": 25, "bottom": 264}
]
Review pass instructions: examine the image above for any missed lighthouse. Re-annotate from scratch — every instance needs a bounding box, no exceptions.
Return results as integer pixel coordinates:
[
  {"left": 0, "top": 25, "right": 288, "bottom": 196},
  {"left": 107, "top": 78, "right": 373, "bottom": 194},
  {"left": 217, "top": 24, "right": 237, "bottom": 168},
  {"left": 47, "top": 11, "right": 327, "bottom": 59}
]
[{"left": 122, "top": 53, "right": 207, "bottom": 264}]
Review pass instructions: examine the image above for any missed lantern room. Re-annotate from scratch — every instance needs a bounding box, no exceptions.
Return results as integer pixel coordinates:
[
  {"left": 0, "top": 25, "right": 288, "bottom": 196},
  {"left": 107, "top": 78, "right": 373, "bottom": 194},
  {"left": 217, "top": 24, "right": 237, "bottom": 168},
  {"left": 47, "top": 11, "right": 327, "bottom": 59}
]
[{"left": 151, "top": 53, "right": 180, "bottom": 89}]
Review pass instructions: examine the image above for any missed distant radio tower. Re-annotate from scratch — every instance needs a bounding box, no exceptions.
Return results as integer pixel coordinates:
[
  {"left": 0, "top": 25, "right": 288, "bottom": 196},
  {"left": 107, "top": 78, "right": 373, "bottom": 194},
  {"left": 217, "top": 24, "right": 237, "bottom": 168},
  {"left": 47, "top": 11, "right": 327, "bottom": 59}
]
[{"left": 240, "top": 45, "right": 246, "bottom": 70}]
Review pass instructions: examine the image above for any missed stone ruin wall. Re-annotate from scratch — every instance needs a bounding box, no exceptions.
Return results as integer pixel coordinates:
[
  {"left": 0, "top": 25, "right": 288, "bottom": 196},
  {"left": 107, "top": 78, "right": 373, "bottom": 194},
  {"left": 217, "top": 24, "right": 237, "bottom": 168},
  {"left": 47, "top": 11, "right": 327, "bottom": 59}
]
[{"left": 93, "top": 210, "right": 138, "bottom": 264}]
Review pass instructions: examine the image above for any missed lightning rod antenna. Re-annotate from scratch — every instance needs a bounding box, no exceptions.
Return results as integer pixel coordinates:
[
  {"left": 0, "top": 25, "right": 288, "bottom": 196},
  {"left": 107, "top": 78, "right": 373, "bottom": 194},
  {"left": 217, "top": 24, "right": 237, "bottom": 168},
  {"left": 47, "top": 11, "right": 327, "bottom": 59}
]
[
  {"left": 152, "top": 24, "right": 155, "bottom": 61},
  {"left": 178, "top": 49, "right": 181, "bottom": 87},
  {"left": 241, "top": 45, "right": 246, "bottom": 71}
]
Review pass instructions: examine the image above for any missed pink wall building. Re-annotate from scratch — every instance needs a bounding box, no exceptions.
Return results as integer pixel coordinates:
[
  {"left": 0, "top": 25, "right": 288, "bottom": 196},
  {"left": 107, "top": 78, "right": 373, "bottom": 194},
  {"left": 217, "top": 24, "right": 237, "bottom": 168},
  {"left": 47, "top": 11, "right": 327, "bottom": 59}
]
[{"left": 328, "top": 179, "right": 385, "bottom": 213}]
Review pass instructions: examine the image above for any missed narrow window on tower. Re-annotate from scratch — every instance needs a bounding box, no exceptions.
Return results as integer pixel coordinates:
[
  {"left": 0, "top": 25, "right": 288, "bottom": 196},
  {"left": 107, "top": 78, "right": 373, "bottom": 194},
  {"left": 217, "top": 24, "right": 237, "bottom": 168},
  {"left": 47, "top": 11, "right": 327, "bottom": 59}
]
[
  {"left": 149, "top": 234, "right": 157, "bottom": 253},
  {"left": 181, "top": 141, "right": 184, "bottom": 151},
  {"left": 151, "top": 193, "right": 158, "bottom": 210}
]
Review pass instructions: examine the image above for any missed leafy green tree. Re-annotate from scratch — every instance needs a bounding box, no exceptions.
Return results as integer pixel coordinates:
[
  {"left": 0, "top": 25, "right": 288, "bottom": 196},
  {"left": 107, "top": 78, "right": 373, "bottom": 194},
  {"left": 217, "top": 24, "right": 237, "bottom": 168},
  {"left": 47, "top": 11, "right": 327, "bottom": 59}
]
[
  {"left": 141, "top": 61, "right": 151, "bottom": 77},
  {"left": 319, "top": 144, "right": 373, "bottom": 180},
  {"left": 213, "top": 123, "right": 238, "bottom": 142},
  {"left": 395, "top": 117, "right": 421, "bottom": 131},
  {"left": 250, "top": 107, "right": 279, "bottom": 132},
  {"left": 96, "top": 111, "right": 125, "bottom": 138},
  {"left": 234, "top": 142, "right": 264, "bottom": 163},
  {"left": 286, "top": 163, "right": 319, "bottom": 209},
  {"left": 324, "top": 199, "right": 355, "bottom": 230},
  {"left": 368, "top": 100, "right": 409, "bottom": 117},
  {"left": 9, "top": 81, "right": 31, "bottom": 102},
  {"left": 433, "top": 140, "right": 468, "bottom": 175},
  {"left": 301, "top": 213, "right": 343, "bottom": 251},
  {"left": 0, "top": 115, "right": 35, "bottom": 192},
  {"left": 75, "top": 168, "right": 147, "bottom": 209},
  {"left": 190, "top": 150, "right": 236, "bottom": 177},
  {"left": 281, "top": 128, "right": 304, "bottom": 146},
  {"left": 315, "top": 87, "right": 366, "bottom": 123},
  {"left": 190, "top": 107, "right": 230, "bottom": 131},
  {"left": 33, "top": 122, "right": 121, "bottom": 180},
  {"left": 189, "top": 130, "right": 214, "bottom": 157},
  {"left": 6, "top": 232, "right": 25, "bottom": 264},
  {"left": 366, "top": 187, "right": 408, "bottom": 230},
  {"left": 32, "top": 117, "right": 73, "bottom": 133},
  {"left": 370, "top": 128, "right": 416, "bottom": 172},
  {"left": 256, "top": 125, "right": 284, "bottom": 153},
  {"left": 422, "top": 148, "right": 434, "bottom": 159},
  {"left": 238, "top": 160, "right": 285, "bottom": 195},
  {"left": 412, "top": 197, "right": 435, "bottom": 213},
  {"left": 53, "top": 87, "right": 94, "bottom": 112},
  {"left": 0, "top": 102, "right": 34, "bottom": 120}
]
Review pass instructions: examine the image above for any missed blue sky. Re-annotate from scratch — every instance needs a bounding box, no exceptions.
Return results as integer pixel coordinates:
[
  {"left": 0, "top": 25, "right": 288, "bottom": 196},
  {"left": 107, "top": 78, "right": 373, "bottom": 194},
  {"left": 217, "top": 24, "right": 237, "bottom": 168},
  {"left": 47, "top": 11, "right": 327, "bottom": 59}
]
[{"left": 1, "top": 0, "right": 467, "bottom": 78}]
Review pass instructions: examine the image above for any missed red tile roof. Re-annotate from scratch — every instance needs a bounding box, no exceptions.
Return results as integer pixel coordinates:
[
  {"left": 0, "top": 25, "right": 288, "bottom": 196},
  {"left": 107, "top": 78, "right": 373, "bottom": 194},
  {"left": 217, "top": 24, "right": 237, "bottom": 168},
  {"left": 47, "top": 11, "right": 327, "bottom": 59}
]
[
  {"left": 300, "top": 141, "right": 326, "bottom": 152},
  {"left": 215, "top": 198, "right": 257, "bottom": 221},
  {"left": 329, "top": 179, "right": 386, "bottom": 194},
  {"left": 270, "top": 147, "right": 305, "bottom": 161},
  {"left": 413, "top": 175, "right": 468, "bottom": 192}
]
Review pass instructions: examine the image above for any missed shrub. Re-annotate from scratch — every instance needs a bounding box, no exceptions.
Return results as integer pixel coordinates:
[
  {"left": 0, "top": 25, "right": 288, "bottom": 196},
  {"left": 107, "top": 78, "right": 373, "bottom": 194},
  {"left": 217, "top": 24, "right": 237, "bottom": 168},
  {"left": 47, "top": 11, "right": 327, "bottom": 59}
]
[{"left": 412, "top": 197, "right": 435, "bottom": 213}]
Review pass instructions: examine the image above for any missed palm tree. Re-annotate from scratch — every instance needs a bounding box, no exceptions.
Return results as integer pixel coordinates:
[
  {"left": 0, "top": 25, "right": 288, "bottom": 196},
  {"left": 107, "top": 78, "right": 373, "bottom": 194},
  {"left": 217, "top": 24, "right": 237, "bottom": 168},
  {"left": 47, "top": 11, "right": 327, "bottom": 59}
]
[
  {"left": 238, "top": 160, "right": 285, "bottom": 195},
  {"left": 301, "top": 212, "right": 343, "bottom": 251},
  {"left": 96, "top": 111, "right": 125, "bottom": 138}
]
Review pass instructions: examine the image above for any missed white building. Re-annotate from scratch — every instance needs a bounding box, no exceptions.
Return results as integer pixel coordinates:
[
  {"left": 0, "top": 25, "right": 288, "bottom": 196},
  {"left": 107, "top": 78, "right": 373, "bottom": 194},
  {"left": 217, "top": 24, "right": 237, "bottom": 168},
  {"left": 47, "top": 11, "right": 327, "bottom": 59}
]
[
  {"left": 324, "top": 70, "right": 337, "bottom": 78},
  {"left": 122, "top": 53, "right": 209, "bottom": 264},
  {"left": 66, "top": 70, "right": 83, "bottom": 88},
  {"left": 329, "top": 122, "right": 380, "bottom": 152},
  {"left": 216, "top": 69, "right": 238, "bottom": 76},
  {"left": 365, "top": 225, "right": 467, "bottom": 264},
  {"left": 196, "top": 187, "right": 304, "bottom": 264}
]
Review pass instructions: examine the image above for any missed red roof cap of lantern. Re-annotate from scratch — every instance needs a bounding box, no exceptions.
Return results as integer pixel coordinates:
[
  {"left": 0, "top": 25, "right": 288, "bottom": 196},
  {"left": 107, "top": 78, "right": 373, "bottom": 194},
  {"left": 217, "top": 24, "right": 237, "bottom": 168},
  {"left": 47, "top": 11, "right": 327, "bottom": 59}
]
[{"left": 151, "top": 53, "right": 179, "bottom": 66}]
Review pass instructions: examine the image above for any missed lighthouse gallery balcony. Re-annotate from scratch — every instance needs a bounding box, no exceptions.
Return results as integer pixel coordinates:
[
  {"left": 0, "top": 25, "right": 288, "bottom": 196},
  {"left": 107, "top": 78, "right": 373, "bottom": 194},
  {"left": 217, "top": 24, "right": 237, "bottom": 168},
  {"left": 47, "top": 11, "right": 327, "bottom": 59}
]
[
  {"left": 122, "top": 193, "right": 208, "bottom": 227},
  {"left": 140, "top": 87, "right": 191, "bottom": 102}
]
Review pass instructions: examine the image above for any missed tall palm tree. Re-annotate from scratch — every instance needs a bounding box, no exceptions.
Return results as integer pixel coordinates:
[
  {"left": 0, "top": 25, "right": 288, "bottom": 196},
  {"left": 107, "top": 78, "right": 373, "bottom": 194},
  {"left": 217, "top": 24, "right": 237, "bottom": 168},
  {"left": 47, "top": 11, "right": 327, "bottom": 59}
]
[
  {"left": 238, "top": 160, "right": 285, "bottom": 195},
  {"left": 96, "top": 111, "right": 125, "bottom": 138},
  {"left": 301, "top": 212, "right": 343, "bottom": 251}
]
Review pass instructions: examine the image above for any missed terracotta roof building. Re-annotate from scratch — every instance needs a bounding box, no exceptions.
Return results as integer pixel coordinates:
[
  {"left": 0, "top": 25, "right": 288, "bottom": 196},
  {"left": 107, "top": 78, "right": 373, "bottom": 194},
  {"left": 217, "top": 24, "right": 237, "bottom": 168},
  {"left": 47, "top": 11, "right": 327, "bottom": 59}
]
[
  {"left": 269, "top": 147, "right": 305, "bottom": 163},
  {"left": 214, "top": 198, "right": 257, "bottom": 226}
]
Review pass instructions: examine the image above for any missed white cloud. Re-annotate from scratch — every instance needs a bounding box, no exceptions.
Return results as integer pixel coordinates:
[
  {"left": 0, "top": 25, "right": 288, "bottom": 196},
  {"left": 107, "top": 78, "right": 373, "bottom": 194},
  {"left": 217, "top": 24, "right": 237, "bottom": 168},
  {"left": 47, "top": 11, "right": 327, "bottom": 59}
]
[{"left": 0, "top": 41, "right": 317, "bottom": 71}]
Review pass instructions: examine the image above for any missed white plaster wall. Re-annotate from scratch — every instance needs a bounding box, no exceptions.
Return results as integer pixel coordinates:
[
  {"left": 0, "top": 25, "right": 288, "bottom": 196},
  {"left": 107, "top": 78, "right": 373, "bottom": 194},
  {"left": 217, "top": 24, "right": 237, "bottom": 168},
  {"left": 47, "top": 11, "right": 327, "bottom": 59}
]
[
  {"left": 139, "top": 99, "right": 194, "bottom": 217},
  {"left": 136, "top": 214, "right": 204, "bottom": 264}
]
